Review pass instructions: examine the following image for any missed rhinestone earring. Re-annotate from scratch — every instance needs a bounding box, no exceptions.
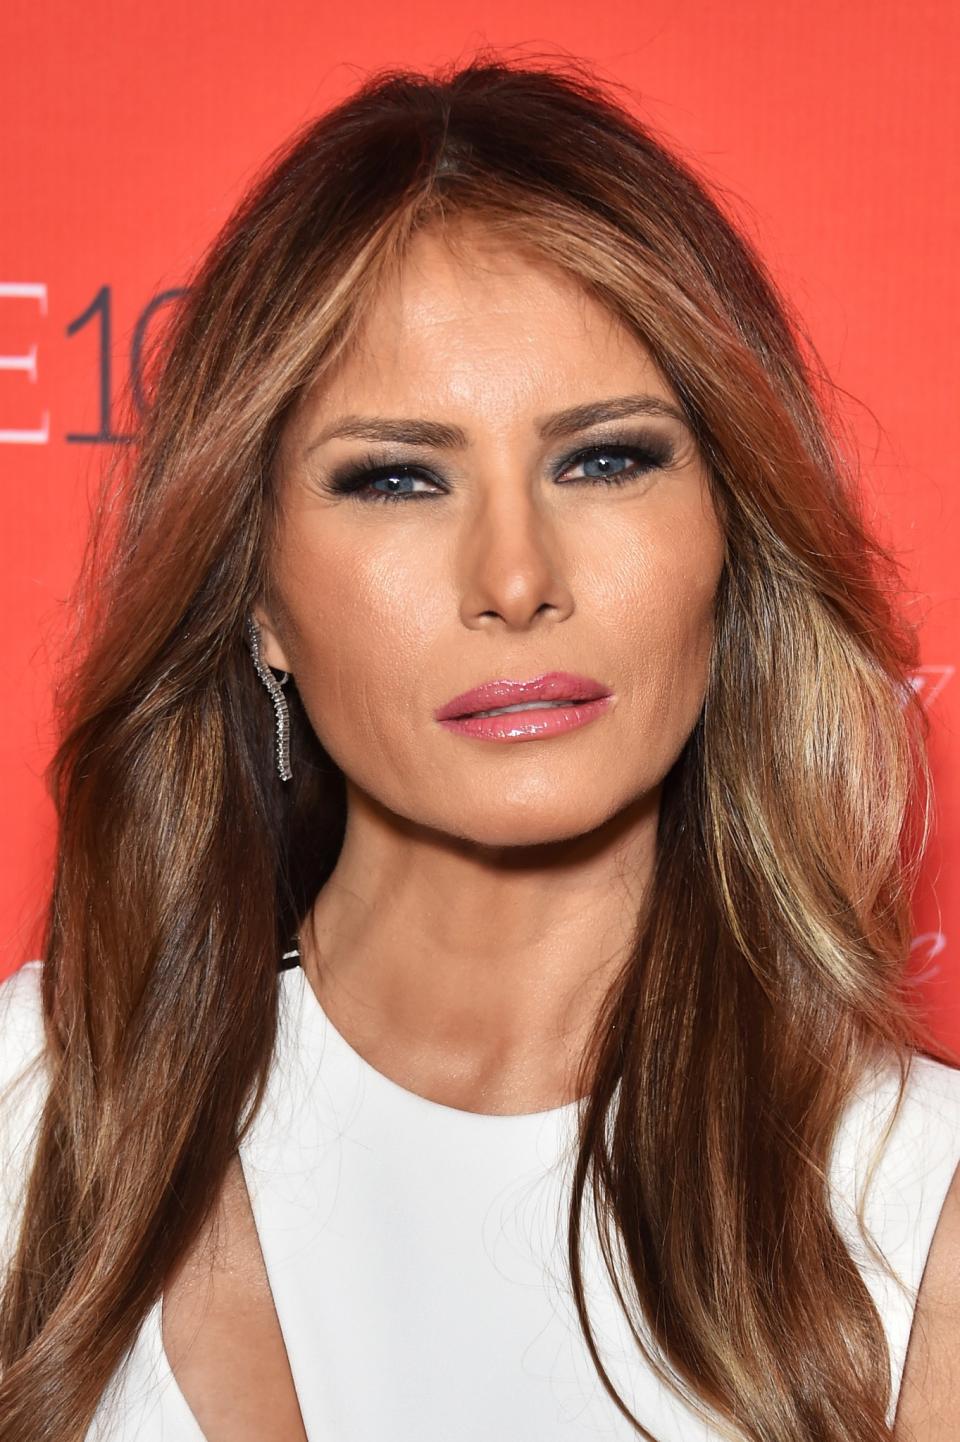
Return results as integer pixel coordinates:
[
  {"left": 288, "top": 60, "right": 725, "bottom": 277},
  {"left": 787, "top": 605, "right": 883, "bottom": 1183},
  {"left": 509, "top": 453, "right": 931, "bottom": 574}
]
[{"left": 244, "top": 615, "right": 293, "bottom": 782}]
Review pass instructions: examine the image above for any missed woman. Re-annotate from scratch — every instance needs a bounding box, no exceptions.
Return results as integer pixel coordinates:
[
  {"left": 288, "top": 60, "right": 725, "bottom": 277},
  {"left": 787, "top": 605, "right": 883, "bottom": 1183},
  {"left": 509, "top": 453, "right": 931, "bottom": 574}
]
[{"left": 1, "top": 55, "right": 957, "bottom": 1442}]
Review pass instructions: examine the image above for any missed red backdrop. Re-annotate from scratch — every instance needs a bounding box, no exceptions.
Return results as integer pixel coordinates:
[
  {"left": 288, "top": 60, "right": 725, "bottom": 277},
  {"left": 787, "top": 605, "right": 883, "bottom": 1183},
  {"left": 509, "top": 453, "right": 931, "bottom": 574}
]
[{"left": 2, "top": 2, "right": 958, "bottom": 1053}]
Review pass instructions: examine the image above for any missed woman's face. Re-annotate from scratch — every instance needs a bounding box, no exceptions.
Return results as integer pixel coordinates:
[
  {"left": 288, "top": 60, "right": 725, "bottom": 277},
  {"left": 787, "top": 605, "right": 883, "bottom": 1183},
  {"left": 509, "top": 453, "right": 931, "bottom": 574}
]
[{"left": 259, "top": 220, "right": 726, "bottom": 849}]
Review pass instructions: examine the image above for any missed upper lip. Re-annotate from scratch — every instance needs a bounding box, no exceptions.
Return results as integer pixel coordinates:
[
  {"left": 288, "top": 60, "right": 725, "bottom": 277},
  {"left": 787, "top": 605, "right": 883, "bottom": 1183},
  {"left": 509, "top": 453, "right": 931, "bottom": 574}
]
[{"left": 435, "top": 671, "right": 612, "bottom": 720}]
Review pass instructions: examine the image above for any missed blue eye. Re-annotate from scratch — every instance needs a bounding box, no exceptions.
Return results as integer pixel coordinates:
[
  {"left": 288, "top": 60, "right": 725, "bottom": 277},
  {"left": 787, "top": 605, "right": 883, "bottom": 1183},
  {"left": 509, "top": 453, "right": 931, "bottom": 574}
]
[
  {"left": 331, "top": 465, "right": 439, "bottom": 502},
  {"left": 565, "top": 444, "right": 669, "bottom": 484},
  {"left": 324, "top": 437, "right": 675, "bottom": 504}
]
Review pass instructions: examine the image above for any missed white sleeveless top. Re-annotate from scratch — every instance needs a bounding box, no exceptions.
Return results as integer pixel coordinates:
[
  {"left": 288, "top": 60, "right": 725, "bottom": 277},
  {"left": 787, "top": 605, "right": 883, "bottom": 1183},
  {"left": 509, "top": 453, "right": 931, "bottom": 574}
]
[{"left": 2, "top": 956, "right": 960, "bottom": 1441}]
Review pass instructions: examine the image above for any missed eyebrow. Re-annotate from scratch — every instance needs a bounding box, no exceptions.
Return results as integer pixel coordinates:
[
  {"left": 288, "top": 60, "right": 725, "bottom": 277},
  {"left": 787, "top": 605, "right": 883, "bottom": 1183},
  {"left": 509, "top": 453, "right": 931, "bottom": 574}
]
[{"left": 301, "top": 394, "right": 690, "bottom": 457}]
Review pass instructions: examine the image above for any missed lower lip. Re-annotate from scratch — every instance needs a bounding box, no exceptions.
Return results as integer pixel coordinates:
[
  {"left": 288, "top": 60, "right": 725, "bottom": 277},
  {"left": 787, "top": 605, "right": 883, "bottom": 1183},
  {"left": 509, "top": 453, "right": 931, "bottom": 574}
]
[{"left": 436, "top": 695, "right": 613, "bottom": 742}]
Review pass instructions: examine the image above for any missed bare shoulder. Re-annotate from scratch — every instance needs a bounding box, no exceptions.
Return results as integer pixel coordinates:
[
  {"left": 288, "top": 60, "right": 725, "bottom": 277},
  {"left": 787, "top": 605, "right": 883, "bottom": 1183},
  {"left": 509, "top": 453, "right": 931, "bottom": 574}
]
[{"left": 895, "top": 1154, "right": 960, "bottom": 1438}]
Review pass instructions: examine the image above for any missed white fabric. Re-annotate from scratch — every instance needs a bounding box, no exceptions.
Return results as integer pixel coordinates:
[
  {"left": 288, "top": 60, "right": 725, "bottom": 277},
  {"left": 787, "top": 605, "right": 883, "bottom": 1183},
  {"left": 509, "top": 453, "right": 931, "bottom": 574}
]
[{"left": 2, "top": 957, "right": 959, "bottom": 1440}]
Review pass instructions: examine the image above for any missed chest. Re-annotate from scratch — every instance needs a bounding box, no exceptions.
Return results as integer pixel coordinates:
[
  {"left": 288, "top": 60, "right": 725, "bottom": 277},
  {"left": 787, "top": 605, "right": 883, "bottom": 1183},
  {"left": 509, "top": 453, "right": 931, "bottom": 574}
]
[
  {"left": 142, "top": 981, "right": 933, "bottom": 1442},
  {"left": 149, "top": 975, "right": 719, "bottom": 1442},
  {"left": 155, "top": 1121, "right": 714, "bottom": 1442}
]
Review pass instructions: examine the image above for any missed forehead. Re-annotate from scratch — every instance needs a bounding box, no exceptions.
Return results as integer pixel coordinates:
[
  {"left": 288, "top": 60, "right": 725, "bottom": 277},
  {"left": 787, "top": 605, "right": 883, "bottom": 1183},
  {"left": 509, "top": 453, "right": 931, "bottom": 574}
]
[{"left": 301, "top": 219, "right": 667, "bottom": 416}]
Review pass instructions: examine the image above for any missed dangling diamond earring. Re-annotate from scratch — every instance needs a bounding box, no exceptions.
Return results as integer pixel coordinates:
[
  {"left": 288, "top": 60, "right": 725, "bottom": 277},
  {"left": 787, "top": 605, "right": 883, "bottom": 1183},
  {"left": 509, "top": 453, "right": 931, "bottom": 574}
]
[{"left": 244, "top": 615, "right": 293, "bottom": 782}]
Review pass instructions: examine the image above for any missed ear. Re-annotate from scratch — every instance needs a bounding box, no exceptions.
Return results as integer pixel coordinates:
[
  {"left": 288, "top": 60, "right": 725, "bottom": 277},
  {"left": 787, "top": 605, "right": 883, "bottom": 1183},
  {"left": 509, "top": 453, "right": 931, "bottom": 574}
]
[{"left": 250, "top": 604, "right": 295, "bottom": 675}]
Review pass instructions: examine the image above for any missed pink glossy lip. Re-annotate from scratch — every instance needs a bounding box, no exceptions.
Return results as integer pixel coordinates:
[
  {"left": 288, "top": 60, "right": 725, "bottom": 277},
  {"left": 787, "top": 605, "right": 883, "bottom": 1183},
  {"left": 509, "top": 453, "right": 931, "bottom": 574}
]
[{"left": 435, "top": 671, "right": 612, "bottom": 721}]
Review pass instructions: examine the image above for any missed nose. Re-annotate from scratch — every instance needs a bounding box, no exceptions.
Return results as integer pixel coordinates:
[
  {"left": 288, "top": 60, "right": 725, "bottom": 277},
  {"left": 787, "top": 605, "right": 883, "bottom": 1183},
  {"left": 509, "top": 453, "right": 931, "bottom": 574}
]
[{"left": 457, "top": 481, "right": 574, "bottom": 631}]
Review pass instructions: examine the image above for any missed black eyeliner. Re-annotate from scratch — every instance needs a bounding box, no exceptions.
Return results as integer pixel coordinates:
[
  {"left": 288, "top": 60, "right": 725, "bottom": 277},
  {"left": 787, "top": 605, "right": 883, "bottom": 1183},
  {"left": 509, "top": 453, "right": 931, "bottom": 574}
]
[{"left": 320, "top": 426, "right": 677, "bottom": 502}]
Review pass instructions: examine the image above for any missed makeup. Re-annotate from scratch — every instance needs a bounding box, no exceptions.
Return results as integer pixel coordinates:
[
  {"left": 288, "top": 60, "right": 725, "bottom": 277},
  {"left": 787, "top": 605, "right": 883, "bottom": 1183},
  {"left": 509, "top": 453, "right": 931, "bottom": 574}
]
[
  {"left": 436, "top": 696, "right": 613, "bottom": 742},
  {"left": 435, "top": 672, "right": 614, "bottom": 743}
]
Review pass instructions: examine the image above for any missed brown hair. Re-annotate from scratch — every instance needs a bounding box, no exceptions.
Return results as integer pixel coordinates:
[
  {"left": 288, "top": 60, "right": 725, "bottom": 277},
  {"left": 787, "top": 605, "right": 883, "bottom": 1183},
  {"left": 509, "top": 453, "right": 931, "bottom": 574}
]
[{"left": 0, "top": 51, "right": 950, "bottom": 1442}]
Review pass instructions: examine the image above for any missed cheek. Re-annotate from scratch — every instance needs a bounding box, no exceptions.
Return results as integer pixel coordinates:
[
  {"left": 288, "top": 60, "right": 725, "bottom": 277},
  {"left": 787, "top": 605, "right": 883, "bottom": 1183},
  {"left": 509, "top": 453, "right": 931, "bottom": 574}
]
[
  {"left": 281, "top": 532, "right": 446, "bottom": 745},
  {"left": 596, "top": 521, "right": 721, "bottom": 730}
]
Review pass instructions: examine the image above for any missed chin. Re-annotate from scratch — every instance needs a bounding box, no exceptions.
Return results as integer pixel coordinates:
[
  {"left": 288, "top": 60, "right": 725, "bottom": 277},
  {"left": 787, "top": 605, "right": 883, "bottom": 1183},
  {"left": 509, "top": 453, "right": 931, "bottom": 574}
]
[{"left": 434, "top": 800, "right": 617, "bottom": 852}]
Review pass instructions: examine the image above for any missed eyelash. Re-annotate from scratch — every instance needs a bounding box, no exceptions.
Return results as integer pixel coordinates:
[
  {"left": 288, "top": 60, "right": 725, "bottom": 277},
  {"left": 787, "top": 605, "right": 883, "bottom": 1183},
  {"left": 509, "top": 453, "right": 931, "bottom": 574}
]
[{"left": 322, "top": 435, "right": 676, "bottom": 505}]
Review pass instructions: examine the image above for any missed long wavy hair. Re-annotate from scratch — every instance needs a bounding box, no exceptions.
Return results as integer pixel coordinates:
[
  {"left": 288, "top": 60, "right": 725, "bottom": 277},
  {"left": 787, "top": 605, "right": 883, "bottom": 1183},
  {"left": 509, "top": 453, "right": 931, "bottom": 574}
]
[{"left": 0, "top": 53, "right": 950, "bottom": 1442}]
